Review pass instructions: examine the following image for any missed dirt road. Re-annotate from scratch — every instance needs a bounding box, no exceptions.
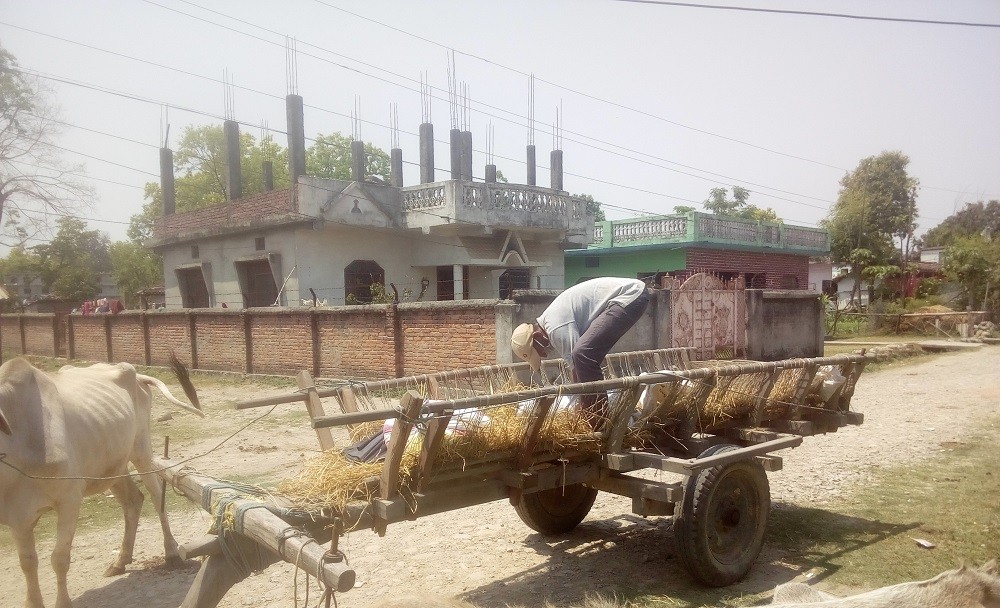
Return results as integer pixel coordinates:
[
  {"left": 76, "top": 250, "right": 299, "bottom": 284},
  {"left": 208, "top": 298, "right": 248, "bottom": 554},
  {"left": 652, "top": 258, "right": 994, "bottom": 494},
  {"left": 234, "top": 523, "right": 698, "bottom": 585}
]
[{"left": 2, "top": 347, "right": 998, "bottom": 607}]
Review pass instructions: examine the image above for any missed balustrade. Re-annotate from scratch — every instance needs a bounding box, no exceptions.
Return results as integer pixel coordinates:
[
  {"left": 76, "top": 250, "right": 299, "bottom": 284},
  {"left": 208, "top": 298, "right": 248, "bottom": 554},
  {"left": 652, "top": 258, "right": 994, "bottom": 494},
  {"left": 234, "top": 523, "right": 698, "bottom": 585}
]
[
  {"left": 401, "top": 185, "right": 447, "bottom": 210},
  {"left": 613, "top": 216, "right": 688, "bottom": 243}
]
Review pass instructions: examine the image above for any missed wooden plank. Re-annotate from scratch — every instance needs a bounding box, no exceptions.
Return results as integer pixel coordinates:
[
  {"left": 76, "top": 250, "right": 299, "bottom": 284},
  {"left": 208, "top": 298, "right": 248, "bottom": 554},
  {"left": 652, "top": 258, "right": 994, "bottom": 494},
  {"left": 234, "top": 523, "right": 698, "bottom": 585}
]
[
  {"left": 834, "top": 361, "right": 868, "bottom": 411},
  {"left": 604, "top": 385, "right": 642, "bottom": 454},
  {"left": 750, "top": 367, "right": 782, "bottom": 426},
  {"left": 296, "top": 370, "right": 335, "bottom": 452},
  {"left": 769, "top": 419, "right": 816, "bottom": 436},
  {"left": 509, "top": 395, "right": 555, "bottom": 505},
  {"left": 630, "top": 434, "right": 803, "bottom": 475},
  {"left": 590, "top": 471, "right": 682, "bottom": 504},
  {"left": 339, "top": 386, "right": 360, "bottom": 414},
  {"left": 376, "top": 390, "right": 424, "bottom": 535},
  {"left": 178, "top": 534, "right": 222, "bottom": 560},
  {"left": 416, "top": 408, "right": 452, "bottom": 491}
]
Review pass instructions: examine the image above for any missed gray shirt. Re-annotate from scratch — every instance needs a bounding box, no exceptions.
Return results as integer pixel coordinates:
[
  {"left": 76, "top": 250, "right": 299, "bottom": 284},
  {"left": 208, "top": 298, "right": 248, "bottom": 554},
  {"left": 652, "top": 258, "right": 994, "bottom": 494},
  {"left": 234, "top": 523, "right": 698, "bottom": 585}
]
[{"left": 537, "top": 277, "right": 647, "bottom": 367}]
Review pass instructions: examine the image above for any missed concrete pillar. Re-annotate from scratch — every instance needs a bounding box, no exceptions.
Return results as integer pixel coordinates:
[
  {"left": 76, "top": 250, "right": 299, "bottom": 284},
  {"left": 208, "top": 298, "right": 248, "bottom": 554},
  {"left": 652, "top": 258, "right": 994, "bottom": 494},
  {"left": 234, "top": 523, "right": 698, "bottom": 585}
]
[
  {"left": 526, "top": 144, "right": 536, "bottom": 186},
  {"left": 453, "top": 264, "right": 464, "bottom": 301},
  {"left": 224, "top": 120, "right": 242, "bottom": 201},
  {"left": 390, "top": 148, "right": 403, "bottom": 187},
  {"left": 160, "top": 147, "right": 175, "bottom": 216},
  {"left": 460, "top": 130, "right": 473, "bottom": 181},
  {"left": 550, "top": 149, "right": 563, "bottom": 191},
  {"left": 449, "top": 128, "right": 461, "bottom": 180},
  {"left": 419, "top": 123, "right": 434, "bottom": 184},
  {"left": 262, "top": 161, "right": 274, "bottom": 191},
  {"left": 286, "top": 94, "right": 306, "bottom": 186},
  {"left": 351, "top": 140, "right": 365, "bottom": 181},
  {"left": 485, "top": 164, "right": 497, "bottom": 183}
]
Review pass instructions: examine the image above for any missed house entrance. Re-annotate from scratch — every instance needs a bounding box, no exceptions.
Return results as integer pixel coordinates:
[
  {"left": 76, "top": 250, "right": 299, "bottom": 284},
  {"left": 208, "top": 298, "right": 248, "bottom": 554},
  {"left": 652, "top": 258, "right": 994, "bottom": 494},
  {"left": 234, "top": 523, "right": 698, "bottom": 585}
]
[
  {"left": 669, "top": 272, "right": 746, "bottom": 360},
  {"left": 236, "top": 259, "right": 278, "bottom": 307}
]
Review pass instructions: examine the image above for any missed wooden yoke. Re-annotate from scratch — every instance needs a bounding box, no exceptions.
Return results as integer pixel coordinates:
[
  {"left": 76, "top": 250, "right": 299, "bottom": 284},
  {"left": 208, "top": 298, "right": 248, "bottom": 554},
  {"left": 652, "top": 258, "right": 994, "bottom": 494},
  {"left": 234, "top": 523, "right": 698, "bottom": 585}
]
[
  {"left": 296, "top": 371, "right": 335, "bottom": 452},
  {"left": 374, "top": 390, "right": 423, "bottom": 536}
]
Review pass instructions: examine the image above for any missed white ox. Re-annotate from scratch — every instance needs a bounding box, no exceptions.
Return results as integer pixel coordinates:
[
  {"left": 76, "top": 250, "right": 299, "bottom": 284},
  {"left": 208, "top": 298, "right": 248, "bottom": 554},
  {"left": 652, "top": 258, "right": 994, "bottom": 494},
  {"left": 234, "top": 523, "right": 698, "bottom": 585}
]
[{"left": 0, "top": 356, "right": 203, "bottom": 608}]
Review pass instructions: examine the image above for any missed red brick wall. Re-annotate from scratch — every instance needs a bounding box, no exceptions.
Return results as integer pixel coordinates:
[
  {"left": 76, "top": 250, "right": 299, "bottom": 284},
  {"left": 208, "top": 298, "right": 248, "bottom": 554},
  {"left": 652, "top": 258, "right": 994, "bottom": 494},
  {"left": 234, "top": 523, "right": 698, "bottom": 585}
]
[
  {"left": 71, "top": 317, "right": 109, "bottom": 362},
  {"left": 153, "top": 189, "right": 294, "bottom": 240},
  {"left": 109, "top": 314, "right": 145, "bottom": 363},
  {"left": 22, "top": 315, "right": 56, "bottom": 356},
  {"left": 192, "top": 312, "right": 247, "bottom": 372},
  {"left": 685, "top": 248, "right": 809, "bottom": 289},
  {"left": 248, "top": 310, "right": 313, "bottom": 375},
  {"left": 317, "top": 307, "right": 395, "bottom": 379},
  {"left": 400, "top": 303, "right": 496, "bottom": 375},
  {"left": 0, "top": 316, "right": 20, "bottom": 354},
  {"left": 147, "top": 313, "right": 193, "bottom": 367}
]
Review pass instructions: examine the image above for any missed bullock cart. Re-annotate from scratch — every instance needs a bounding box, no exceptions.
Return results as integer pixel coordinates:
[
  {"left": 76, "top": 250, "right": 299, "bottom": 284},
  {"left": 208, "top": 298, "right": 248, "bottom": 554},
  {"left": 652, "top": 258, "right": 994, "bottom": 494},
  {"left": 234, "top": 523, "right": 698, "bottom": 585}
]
[{"left": 156, "top": 348, "right": 871, "bottom": 607}]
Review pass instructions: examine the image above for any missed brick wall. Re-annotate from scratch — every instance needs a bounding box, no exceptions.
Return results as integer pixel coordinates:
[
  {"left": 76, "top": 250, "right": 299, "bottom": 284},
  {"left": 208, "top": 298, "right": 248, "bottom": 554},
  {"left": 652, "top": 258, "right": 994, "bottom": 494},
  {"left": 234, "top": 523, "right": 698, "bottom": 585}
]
[
  {"left": 71, "top": 316, "right": 108, "bottom": 361},
  {"left": 192, "top": 312, "right": 247, "bottom": 372},
  {"left": 317, "top": 307, "right": 395, "bottom": 379},
  {"left": 23, "top": 315, "right": 57, "bottom": 357},
  {"left": 0, "top": 316, "right": 20, "bottom": 354},
  {"left": 109, "top": 314, "right": 145, "bottom": 363},
  {"left": 153, "top": 189, "right": 295, "bottom": 240},
  {"left": 248, "top": 310, "right": 313, "bottom": 375},
  {"left": 400, "top": 302, "right": 497, "bottom": 375},
  {"left": 147, "top": 313, "right": 193, "bottom": 366},
  {"left": 685, "top": 248, "right": 810, "bottom": 289}
]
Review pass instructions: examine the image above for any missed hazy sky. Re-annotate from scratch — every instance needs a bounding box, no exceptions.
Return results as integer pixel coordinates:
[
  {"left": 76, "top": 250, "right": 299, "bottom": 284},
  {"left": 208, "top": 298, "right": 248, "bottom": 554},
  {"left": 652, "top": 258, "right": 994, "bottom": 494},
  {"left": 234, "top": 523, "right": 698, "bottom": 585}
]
[{"left": 2, "top": 0, "right": 998, "bottom": 248}]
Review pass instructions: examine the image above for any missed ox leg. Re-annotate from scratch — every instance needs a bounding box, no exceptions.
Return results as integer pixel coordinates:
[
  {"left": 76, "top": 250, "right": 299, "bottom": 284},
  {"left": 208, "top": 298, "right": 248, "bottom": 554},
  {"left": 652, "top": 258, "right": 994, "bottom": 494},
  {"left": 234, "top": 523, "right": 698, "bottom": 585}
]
[
  {"left": 11, "top": 521, "right": 45, "bottom": 608},
  {"left": 135, "top": 464, "right": 182, "bottom": 568},
  {"left": 106, "top": 477, "right": 144, "bottom": 576},
  {"left": 51, "top": 499, "right": 82, "bottom": 608}
]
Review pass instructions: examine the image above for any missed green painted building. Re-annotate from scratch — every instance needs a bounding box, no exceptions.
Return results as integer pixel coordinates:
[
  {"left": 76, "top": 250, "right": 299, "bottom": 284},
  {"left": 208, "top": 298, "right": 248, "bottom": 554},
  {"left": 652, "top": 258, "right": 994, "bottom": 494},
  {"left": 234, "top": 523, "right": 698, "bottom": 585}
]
[{"left": 566, "top": 212, "right": 829, "bottom": 290}]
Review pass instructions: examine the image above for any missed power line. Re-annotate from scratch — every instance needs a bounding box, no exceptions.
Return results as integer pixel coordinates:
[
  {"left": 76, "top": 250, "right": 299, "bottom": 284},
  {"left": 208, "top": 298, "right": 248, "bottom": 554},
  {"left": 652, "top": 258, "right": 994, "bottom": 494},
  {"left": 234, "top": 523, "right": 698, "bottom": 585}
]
[{"left": 607, "top": 0, "right": 1000, "bottom": 28}]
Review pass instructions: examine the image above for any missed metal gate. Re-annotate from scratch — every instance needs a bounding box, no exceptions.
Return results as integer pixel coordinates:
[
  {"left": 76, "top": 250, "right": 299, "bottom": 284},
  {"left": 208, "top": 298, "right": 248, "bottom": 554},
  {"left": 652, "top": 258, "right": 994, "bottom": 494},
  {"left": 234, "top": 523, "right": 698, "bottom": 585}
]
[{"left": 668, "top": 272, "right": 746, "bottom": 360}]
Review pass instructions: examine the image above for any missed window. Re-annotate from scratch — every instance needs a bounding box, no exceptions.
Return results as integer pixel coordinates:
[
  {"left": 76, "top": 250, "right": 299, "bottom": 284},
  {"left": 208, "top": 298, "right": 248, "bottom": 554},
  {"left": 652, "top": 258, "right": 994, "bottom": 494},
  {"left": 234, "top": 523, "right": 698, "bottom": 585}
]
[
  {"left": 191, "top": 245, "right": 199, "bottom": 259},
  {"left": 177, "top": 267, "right": 210, "bottom": 308},
  {"left": 584, "top": 255, "right": 600, "bottom": 268},
  {"left": 822, "top": 280, "right": 835, "bottom": 296},
  {"left": 498, "top": 268, "right": 530, "bottom": 299},
  {"left": 436, "top": 265, "right": 470, "bottom": 301},
  {"left": 779, "top": 274, "right": 800, "bottom": 289},
  {"left": 255, "top": 237, "right": 265, "bottom": 251},
  {"left": 744, "top": 272, "right": 766, "bottom": 289},
  {"left": 236, "top": 259, "right": 278, "bottom": 307},
  {"left": 345, "top": 260, "right": 385, "bottom": 304}
]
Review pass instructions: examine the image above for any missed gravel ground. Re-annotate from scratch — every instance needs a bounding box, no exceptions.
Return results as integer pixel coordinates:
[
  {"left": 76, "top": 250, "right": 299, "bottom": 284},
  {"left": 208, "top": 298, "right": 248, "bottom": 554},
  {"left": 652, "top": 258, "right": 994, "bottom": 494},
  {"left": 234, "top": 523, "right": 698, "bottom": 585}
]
[{"left": 2, "top": 346, "right": 998, "bottom": 608}]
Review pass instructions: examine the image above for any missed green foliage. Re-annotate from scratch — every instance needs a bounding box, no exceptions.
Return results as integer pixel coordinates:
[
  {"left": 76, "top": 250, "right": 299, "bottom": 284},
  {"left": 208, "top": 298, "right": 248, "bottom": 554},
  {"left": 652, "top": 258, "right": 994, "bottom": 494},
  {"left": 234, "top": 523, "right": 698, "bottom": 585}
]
[
  {"left": 701, "top": 186, "right": 782, "bottom": 222},
  {"left": 345, "top": 282, "right": 412, "bottom": 305},
  {"left": 109, "top": 241, "right": 162, "bottom": 308},
  {"left": 573, "top": 193, "right": 606, "bottom": 222},
  {"left": 822, "top": 151, "right": 919, "bottom": 306},
  {"left": 28, "top": 217, "right": 110, "bottom": 301},
  {"left": 672, "top": 205, "right": 696, "bottom": 214},
  {"left": 943, "top": 235, "right": 1000, "bottom": 311},
  {"left": 306, "top": 132, "right": 390, "bottom": 182},
  {"left": 922, "top": 199, "right": 1000, "bottom": 247},
  {"left": 914, "top": 277, "right": 941, "bottom": 300},
  {"left": 132, "top": 125, "right": 291, "bottom": 241}
]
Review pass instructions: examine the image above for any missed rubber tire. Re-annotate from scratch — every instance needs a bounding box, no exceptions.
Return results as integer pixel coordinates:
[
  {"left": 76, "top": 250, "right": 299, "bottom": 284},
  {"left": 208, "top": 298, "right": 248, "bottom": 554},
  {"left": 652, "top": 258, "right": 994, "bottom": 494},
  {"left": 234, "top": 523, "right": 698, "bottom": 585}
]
[
  {"left": 673, "top": 443, "right": 770, "bottom": 586},
  {"left": 514, "top": 483, "right": 599, "bottom": 535}
]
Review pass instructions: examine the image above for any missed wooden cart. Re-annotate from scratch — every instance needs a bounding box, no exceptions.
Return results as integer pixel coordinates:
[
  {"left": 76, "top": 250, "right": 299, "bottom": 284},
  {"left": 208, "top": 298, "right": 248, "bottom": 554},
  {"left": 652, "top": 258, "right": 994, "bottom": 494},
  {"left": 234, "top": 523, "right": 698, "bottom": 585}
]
[{"left": 156, "top": 348, "right": 871, "bottom": 607}]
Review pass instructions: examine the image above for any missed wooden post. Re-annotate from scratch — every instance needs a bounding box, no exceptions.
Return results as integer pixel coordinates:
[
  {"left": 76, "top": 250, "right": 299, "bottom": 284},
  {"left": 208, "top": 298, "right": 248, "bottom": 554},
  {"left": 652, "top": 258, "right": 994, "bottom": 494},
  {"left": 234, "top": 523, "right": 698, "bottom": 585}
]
[
  {"left": 67, "top": 314, "right": 75, "bottom": 360},
  {"left": 416, "top": 407, "right": 452, "bottom": 492},
  {"left": 19, "top": 314, "right": 27, "bottom": 354},
  {"left": 51, "top": 314, "right": 60, "bottom": 357},
  {"left": 310, "top": 309, "right": 321, "bottom": 379},
  {"left": 376, "top": 390, "right": 423, "bottom": 535},
  {"left": 188, "top": 312, "right": 198, "bottom": 370},
  {"left": 141, "top": 312, "right": 151, "bottom": 366},
  {"left": 296, "top": 370, "right": 336, "bottom": 451},
  {"left": 605, "top": 385, "right": 642, "bottom": 454},
  {"left": 243, "top": 311, "right": 252, "bottom": 374},
  {"left": 104, "top": 315, "right": 113, "bottom": 362},
  {"left": 788, "top": 363, "right": 819, "bottom": 420}
]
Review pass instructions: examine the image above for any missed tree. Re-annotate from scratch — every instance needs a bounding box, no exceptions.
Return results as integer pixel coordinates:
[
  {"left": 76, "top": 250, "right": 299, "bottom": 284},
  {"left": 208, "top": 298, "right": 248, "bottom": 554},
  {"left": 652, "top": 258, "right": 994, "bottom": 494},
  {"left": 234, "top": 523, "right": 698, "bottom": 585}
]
[
  {"left": 131, "top": 125, "right": 290, "bottom": 241},
  {"left": 30, "top": 216, "right": 110, "bottom": 301},
  {"left": 306, "top": 132, "right": 390, "bottom": 182},
  {"left": 701, "top": 186, "right": 781, "bottom": 222},
  {"left": 0, "top": 45, "right": 91, "bottom": 246},
  {"left": 922, "top": 199, "right": 1000, "bottom": 247},
  {"left": 822, "top": 151, "right": 919, "bottom": 306},
  {"left": 943, "top": 235, "right": 1000, "bottom": 312},
  {"left": 109, "top": 241, "right": 162, "bottom": 308},
  {"left": 672, "top": 205, "right": 696, "bottom": 214},
  {"left": 573, "top": 193, "right": 606, "bottom": 222}
]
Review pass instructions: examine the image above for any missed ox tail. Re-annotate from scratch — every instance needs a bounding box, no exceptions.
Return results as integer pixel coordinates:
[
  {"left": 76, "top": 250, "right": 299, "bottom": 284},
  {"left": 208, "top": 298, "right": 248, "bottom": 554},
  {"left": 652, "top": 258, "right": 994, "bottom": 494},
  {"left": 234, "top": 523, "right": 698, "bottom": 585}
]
[{"left": 168, "top": 352, "right": 201, "bottom": 412}]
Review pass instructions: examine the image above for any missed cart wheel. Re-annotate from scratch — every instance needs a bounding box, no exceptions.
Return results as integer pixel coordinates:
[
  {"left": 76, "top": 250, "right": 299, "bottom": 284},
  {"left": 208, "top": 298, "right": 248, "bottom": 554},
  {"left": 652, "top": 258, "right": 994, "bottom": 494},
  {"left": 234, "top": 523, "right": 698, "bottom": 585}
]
[
  {"left": 514, "top": 483, "right": 598, "bottom": 535},
  {"left": 673, "top": 443, "right": 770, "bottom": 586}
]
